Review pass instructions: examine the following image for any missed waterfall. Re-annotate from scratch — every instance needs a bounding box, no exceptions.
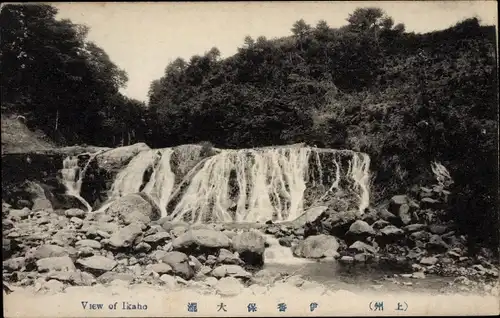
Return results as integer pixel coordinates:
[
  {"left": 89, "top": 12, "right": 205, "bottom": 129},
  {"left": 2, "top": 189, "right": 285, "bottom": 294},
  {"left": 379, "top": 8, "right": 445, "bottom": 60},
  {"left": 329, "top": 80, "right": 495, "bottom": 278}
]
[
  {"left": 108, "top": 149, "right": 159, "bottom": 198},
  {"left": 142, "top": 148, "right": 175, "bottom": 217},
  {"left": 100, "top": 148, "right": 175, "bottom": 218},
  {"left": 169, "top": 147, "right": 312, "bottom": 223},
  {"left": 100, "top": 146, "right": 371, "bottom": 224},
  {"left": 61, "top": 151, "right": 101, "bottom": 212}
]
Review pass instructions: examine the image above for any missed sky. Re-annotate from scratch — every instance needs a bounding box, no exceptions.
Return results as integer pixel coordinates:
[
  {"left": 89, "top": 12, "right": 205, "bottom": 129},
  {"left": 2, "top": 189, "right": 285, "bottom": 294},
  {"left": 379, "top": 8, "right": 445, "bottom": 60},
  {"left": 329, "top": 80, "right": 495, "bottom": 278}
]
[{"left": 53, "top": 1, "right": 498, "bottom": 102}]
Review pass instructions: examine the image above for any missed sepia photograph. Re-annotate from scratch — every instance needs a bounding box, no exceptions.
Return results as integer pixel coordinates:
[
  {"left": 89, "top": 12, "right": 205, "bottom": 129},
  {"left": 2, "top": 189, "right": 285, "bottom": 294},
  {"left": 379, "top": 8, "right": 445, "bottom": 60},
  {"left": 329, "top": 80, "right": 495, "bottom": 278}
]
[{"left": 1, "top": 1, "right": 499, "bottom": 316}]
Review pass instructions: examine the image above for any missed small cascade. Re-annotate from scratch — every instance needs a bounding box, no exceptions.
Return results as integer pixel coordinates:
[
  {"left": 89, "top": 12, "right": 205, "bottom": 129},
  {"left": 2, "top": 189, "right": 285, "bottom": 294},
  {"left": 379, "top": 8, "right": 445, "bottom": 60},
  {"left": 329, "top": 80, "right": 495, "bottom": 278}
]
[
  {"left": 263, "top": 234, "right": 313, "bottom": 265},
  {"left": 142, "top": 148, "right": 175, "bottom": 218},
  {"left": 61, "top": 151, "right": 102, "bottom": 212},
  {"left": 100, "top": 148, "right": 177, "bottom": 217},
  {"left": 107, "top": 149, "right": 159, "bottom": 198}
]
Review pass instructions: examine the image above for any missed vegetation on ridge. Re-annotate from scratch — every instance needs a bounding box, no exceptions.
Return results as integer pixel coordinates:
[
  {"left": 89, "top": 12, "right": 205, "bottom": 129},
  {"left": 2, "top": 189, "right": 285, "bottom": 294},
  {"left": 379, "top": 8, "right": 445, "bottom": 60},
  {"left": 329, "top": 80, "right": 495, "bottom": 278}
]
[{"left": 0, "top": 4, "right": 498, "bottom": 250}]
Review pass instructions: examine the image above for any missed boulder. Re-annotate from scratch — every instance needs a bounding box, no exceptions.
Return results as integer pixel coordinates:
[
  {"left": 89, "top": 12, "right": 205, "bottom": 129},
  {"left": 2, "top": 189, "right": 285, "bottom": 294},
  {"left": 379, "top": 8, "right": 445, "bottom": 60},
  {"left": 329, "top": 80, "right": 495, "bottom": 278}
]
[
  {"left": 159, "top": 274, "right": 178, "bottom": 289},
  {"left": 75, "top": 240, "right": 101, "bottom": 249},
  {"left": 161, "top": 251, "right": 194, "bottom": 280},
  {"left": 398, "top": 204, "right": 412, "bottom": 225},
  {"left": 33, "top": 245, "right": 69, "bottom": 260},
  {"left": 372, "top": 219, "right": 390, "bottom": 230},
  {"left": 76, "top": 256, "right": 117, "bottom": 274},
  {"left": 403, "top": 224, "right": 427, "bottom": 233},
  {"left": 97, "top": 272, "right": 134, "bottom": 284},
  {"left": 106, "top": 193, "right": 160, "bottom": 222},
  {"left": 143, "top": 232, "right": 171, "bottom": 245},
  {"left": 379, "top": 225, "right": 404, "bottom": 237},
  {"left": 65, "top": 208, "right": 86, "bottom": 218},
  {"left": 293, "top": 234, "right": 339, "bottom": 258},
  {"left": 420, "top": 256, "right": 438, "bottom": 266},
  {"left": 3, "top": 257, "right": 26, "bottom": 271},
  {"left": 95, "top": 143, "right": 151, "bottom": 171},
  {"left": 107, "top": 223, "right": 144, "bottom": 249},
  {"left": 149, "top": 263, "right": 173, "bottom": 275},
  {"left": 217, "top": 249, "right": 243, "bottom": 265},
  {"left": 9, "top": 208, "right": 31, "bottom": 220},
  {"left": 378, "top": 209, "right": 399, "bottom": 224},
  {"left": 305, "top": 210, "right": 357, "bottom": 237},
  {"left": 36, "top": 256, "right": 76, "bottom": 272},
  {"left": 389, "top": 195, "right": 409, "bottom": 213},
  {"left": 347, "top": 220, "right": 375, "bottom": 236},
  {"left": 427, "top": 234, "right": 449, "bottom": 252},
  {"left": 215, "top": 277, "right": 243, "bottom": 296},
  {"left": 231, "top": 230, "right": 266, "bottom": 265},
  {"left": 211, "top": 264, "right": 252, "bottom": 279},
  {"left": 339, "top": 256, "right": 354, "bottom": 264},
  {"left": 24, "top": 181, "right": 53, "bottom": 211},
  {"left": 348, "top": 241, "right": 377, "bottom": 254},
  {"left": 48, "top": 271, "right": 96, "bottom": 286},
  {"left": 172, "top": 229, "right": 230, "bottom": 252}
]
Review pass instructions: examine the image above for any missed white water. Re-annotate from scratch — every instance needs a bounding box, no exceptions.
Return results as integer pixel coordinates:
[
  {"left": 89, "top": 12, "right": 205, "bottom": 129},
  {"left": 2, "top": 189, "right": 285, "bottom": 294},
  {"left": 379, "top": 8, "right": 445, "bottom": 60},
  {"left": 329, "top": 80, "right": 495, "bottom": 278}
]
[
  {"left": 99, "top": 146, "right": 371, "bottom": 223},
  {"left": 142, "top": 148, "right": 175, "bottom": 217},
  {"left": 263, "top": 234, "right": 313, "bottom": 265},
  {"left": 61, "top": 152, "right": 101, "bottom": 212}
]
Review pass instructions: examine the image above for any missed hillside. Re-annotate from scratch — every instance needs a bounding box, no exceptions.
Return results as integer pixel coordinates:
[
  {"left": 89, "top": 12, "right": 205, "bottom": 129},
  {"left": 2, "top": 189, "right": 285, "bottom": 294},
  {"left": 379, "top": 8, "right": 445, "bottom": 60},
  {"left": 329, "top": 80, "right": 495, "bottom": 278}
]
[{"left": 1, "top": 114, "right": 56, "bottom": 154}]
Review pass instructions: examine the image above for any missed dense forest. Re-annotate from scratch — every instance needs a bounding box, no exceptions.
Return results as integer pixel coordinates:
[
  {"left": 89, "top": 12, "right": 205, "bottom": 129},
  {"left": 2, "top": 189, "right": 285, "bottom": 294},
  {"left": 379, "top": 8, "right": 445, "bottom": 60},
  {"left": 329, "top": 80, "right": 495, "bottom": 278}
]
[{"left": 1, "top": 4, "right": 498, "bottom": 250}]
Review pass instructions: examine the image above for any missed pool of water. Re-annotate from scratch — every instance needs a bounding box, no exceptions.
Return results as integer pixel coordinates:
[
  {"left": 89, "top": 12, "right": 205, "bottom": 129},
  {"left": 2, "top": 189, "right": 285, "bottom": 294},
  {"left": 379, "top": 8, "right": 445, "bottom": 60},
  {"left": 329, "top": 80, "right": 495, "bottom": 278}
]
[{"left": 262, "top": 259, "right": 457, "bottom": 294}]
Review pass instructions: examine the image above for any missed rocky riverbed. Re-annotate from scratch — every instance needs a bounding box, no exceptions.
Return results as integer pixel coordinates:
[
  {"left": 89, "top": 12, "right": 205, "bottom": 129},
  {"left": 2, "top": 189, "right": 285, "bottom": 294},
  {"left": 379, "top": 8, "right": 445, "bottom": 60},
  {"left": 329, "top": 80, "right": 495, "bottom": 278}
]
[{"left": 3, "top": 187, "right": 499, "bottom": 301}]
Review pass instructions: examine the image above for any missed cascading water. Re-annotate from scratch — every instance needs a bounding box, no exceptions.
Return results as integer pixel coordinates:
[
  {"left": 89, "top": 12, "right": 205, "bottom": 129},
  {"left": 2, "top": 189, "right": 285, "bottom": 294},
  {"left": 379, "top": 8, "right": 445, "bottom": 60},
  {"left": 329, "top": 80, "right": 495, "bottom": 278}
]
[
  {"left": 142, "top": 148, "right": 175, "bottom": 217},
  {"left": 263, "top": 234, "right": 313, "bottom": 265},
  {"left": 100, "top": 146, "right": 371, "bottom": 224},
  {"left": 98, "top": 148, "right": 176, "bottom": 217},
  {"left": 61, "top": 151, "right": 102, "bottom": 212}
]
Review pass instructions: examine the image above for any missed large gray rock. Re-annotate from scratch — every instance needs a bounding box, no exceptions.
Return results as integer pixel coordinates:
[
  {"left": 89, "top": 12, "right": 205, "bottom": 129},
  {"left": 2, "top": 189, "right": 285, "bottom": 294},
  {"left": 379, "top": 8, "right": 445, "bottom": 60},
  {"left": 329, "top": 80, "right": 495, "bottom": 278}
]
[
  {"left": 348, "top": 241, "right": 377, "bottom": 254},
  {"left": 231, "top": 230, "right": 266, "bottom": 265},
  {"left": 65, "top": 208, "right": 86, "bottom": 218},
  {"left": 96, "top": 143, "right": 151, "bottom": 171},
  {"left": 76, "top": 256, "right": 117, "bottom": 273},
  {"left": 36, "top": 256, "right": 76, "bottom": 272},
  {"left": 293, "top": 234, "right": 339, "bottom": 258},
  {"left": 97, "top": 272, "right": 135, "bottom": 284},
  {"left": 347, "top": 220, "right": 375, "bottom": 236},
  {"left": 106, "top": 193, "right": 160, "bottom": 222},
  {"left": 75, "top": 240, "right": 101, "bottom": 249},
  {"left": 149, "top": 263, "right": 173, "bottom": 275},
  {"left": 211, "top": 265, "right": 252, "bottom": 279},
  {"left": 379, "top": 225, "right": 404, "bottom": 237},
  {"left": 305, "top": 210, "right": 357, "bottom": 237},
  {"left": 427, "top": 234, "right": 449, "bottom": 252},
  {"left": 162, "top": 251, "right": 194, "bottom": 280},
  {"left": 33, "top": 245, "right": 69, "bottom": 260},
  {"left": 215, "top": 277, "right": 243, "bottom": 296},
  {"left": 24, "top": 181, "right": 53, "bottom": 211},
  {"left": 47, "top": 271, "right": 96, "bottom": 286},
  {"left": 9, "top": 208, "right": 31, "bottom": 220},
  {"left": 217, "top": 249, "right": 243, "bottom": 265},
  {"left": 143, "top": 232, "right": 171, "bottom": 245},
  {"left": 172, "top": 229, "right": 230, "bottom": 251},
  {"left": 3, "top": 257, "right": 26, "bottom": 271},
  {"left": 107, "top": 223, "right": 144, "bottom": 248}
]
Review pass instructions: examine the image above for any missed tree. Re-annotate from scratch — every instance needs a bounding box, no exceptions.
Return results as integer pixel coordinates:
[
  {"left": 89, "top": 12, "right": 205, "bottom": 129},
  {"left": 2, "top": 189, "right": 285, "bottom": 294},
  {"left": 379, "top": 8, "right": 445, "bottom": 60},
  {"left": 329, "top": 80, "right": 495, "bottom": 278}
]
[{"left": 0, "top": 4, "right": 135, "bottom": 146}]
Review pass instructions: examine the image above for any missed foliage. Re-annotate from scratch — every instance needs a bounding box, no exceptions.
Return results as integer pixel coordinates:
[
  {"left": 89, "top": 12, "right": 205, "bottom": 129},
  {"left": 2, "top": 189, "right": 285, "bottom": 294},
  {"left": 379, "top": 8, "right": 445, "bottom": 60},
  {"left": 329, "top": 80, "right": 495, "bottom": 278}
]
[{"left": 0, "top": 4, "right": 147, "bottom": 146}]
